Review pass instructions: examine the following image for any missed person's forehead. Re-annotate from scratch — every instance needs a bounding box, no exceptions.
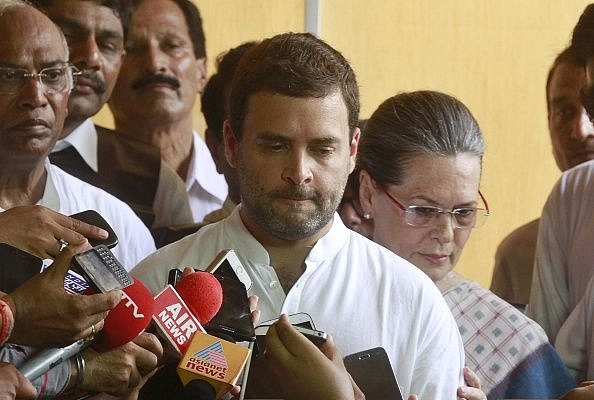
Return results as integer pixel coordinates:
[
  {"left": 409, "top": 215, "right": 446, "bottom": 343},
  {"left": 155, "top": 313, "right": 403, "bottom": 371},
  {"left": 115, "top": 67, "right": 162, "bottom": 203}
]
[
  {"left": 44, "top": 0, "right": 124, "bottom": 34},
  {"left": 0, "top": 6, "right": 68, "bottom": 65},
  {"left": 131, "top": 0, "right": 187, "bottom": 32},
  {"left": 548, "top": 62, "right": 585, "bottom": 102}
]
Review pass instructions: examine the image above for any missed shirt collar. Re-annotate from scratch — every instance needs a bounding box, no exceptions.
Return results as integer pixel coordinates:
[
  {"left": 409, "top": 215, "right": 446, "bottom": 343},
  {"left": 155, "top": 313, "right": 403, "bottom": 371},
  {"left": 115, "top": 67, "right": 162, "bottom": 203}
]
[{"left": 51, "top": 118, "right": 98, "bottom": 172}]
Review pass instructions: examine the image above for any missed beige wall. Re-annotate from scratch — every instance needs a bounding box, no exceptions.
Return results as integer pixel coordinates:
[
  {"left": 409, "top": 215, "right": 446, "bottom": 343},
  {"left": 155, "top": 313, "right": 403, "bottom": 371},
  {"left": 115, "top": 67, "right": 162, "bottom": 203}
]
[{"left": 95, "top": 0, "right": 591, "bottom": 287}]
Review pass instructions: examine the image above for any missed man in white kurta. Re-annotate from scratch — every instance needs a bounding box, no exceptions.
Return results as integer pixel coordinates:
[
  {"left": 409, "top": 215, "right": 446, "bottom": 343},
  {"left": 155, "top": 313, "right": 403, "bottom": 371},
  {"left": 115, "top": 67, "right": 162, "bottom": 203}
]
[
  {"left": 529, "top": 160, "right": 594, "bottom": 341},
  {"left": 132, "top": 207, "right": 465, "bottom": 399}
]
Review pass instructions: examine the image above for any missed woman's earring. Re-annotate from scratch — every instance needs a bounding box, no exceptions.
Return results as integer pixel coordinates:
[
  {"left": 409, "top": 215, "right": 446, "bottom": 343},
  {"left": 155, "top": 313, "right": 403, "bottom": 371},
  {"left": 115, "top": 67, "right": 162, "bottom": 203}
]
[{"left": 362, "top": 213, "right": 371, "bottom": 220}]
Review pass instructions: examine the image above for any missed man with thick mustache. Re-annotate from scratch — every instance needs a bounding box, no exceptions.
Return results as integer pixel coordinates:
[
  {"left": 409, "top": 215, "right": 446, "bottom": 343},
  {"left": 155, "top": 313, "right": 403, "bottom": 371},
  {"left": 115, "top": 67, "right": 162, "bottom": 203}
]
[
  {"left": 108, "top": 0, "right": 227, "bottom": 223},
  {"left": 34, "top": 0, "right": 193, "bottom": 230}
]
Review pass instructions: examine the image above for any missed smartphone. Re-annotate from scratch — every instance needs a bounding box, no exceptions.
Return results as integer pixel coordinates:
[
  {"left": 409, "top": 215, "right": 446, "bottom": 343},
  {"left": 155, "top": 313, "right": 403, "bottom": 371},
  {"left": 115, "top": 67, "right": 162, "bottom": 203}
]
[
  {"left": 255, "top": 324, "right": 327, "bottom": 346},
  {"left": 69, "top": 210, "right": 118, "bottom": 249},
  {"left": 204, "top": 271, "right": 255, "bottom": 342},
  {"left": 343, "top": 347, "right": 404, "bottom": 400},
  {"left": 0, "top": 243, "right": 43, "bottom": 292},
  {"left": 204, "top": 249, "right": 252, "bottom": 290},
  {"left": 72, "top": 244, "right": 132, "bottom": 293},
  {"left": 168, "top": 250, "right": 256, "bottom": 342}
]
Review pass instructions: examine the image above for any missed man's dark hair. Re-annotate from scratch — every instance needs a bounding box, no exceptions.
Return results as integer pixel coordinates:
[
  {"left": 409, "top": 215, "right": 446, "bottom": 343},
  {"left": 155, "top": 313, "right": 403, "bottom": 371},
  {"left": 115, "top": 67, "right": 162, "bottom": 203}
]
[
  {"left": 32, "top": 0, "right": 133, "bottom": 38},
  {"left": 133, "top": 0, "right": 205, "bottom": 59},
  {"left": 229, "top": 32, "right": 360, "bottom": 140},
  {"left": 545, "top": 46, "right": 582, "bottom": 113},
  {"left": 571, "top": 3, "right": 594, "bottom": 65},
  {"left": 201, "top": 41, "right": 258, "bottom": 141}
]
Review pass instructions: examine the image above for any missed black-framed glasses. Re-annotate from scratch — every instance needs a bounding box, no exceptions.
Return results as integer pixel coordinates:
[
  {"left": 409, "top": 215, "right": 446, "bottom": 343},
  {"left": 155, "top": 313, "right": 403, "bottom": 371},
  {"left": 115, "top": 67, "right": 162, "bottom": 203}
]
[
  {"left": 380, "top": 186, "right": 490, "bottom": 229},
  {"left": 0, "top": 65, "right": 82, "bottom": 95}
]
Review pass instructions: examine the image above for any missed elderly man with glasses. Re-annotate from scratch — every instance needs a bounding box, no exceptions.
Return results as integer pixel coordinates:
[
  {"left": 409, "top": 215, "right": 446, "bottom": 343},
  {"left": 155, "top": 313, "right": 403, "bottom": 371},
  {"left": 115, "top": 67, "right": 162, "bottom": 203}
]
[{"left": 0, "top": 1, "right": 161, "bottom": 398}]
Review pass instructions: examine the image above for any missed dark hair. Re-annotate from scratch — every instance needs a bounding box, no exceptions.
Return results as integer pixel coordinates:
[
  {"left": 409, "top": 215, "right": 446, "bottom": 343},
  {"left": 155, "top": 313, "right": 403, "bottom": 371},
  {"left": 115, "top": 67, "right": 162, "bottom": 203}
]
[
  {"left": 228, "top": 32, "right": 359, "bottom": 140},
  {"left": 201, "top": 41, "right": 258, "bottom": 141},
  {"left": 571, "top": 4, "right": 594, "bottom": 65},
  {"left": 357, "top": 90, "right": 484, "bottom": 186},
  {"left": 546, "top": 46, "right": 582, "bottom": 113},
  {"left": 32, "top": 0, "right": 133, "bottom": 38},
  {"left": 132, "top": 0, "right": 205, "bottom": 59}
]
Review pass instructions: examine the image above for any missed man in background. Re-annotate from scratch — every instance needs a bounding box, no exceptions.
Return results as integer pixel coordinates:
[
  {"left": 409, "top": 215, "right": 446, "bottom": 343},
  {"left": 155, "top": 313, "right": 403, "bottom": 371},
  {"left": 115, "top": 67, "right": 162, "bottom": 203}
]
[
  {"left": 108, "top": 0, "right": 227, "bottom": 223},
  {"left": 491, "top": 46, "right": 594, "bottom": 313},
  {"left": 200, "top": 41, "right": 258, "bottom": 224},
  {"left": 34, "top": 0, "right": 193, "bottom": 230}
]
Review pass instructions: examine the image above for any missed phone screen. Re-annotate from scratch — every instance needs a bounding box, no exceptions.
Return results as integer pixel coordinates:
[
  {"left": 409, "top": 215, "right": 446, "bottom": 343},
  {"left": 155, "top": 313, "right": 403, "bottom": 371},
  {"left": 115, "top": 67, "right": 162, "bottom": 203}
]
[
  {"left": 69, "top": 210, "right": 118, "bottom": 249},
  {"left": 203, "top": 272, "right": 255, "bottom": 342},
  {"left": 343, "top": 347, "right": 404, "bottom": 400},
  {"left": 0, "top": 243, "right": 43, "bottom": 292}
]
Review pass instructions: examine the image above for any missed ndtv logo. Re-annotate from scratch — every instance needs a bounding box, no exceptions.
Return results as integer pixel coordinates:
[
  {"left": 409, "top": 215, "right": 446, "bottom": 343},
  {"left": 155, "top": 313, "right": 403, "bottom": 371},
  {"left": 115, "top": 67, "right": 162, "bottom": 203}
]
[{"left": 122, "top": 290, "right": 145, "bottom": 318}]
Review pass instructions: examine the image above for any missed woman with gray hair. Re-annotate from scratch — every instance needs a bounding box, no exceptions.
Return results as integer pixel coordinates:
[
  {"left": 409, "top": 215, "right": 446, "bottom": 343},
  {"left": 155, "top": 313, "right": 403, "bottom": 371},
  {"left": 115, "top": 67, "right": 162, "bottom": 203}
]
[{"left": 357, "top": 90, "right": 575, "bottom": 399}]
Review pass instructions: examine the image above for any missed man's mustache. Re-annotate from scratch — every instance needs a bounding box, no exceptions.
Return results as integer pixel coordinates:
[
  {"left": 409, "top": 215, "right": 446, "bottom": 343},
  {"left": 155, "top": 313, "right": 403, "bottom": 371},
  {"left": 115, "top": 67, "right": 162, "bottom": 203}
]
[
  {"left": 131, "top": 74, "right": 181, "bottom": 90},
  {"left": 75, "top": 69, "right": 106, "bottom": 94}
]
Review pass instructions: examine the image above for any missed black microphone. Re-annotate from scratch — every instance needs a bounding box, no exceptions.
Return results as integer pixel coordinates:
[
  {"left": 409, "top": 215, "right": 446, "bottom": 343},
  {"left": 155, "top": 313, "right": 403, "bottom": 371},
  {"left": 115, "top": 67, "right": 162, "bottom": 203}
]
[{"left": 179, "top": 379, "right": 216, "bottom": 400}]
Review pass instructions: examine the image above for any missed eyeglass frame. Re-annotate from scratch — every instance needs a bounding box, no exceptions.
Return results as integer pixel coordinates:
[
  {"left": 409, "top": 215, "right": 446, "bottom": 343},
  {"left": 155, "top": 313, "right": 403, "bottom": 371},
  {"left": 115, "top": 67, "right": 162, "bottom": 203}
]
[
  {"left": 0, "top": 64, "right": 82, "bottom": 95},
  {"left": 379, "top": 185, "right": 490, "bottom": 229}
]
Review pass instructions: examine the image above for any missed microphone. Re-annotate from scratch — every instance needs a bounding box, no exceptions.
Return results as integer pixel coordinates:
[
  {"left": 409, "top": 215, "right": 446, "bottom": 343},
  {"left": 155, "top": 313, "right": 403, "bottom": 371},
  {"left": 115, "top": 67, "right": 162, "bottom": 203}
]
[
  {"left": 19, "top": 338, "right": 90, "bottom": 381},
  {"left": 152, "top": 271, "right": 222, "bottom": 362},
  {"left": 174, "top": 271, "right": 223, "bottom": 326},
  {"left": 177, "top": 331, "right": 252, "bottom": 400},
  {"left": 18, "top": 278, "right": 155, "bottom": 380},
  {"left": 92, "top": 278, "right": 155, "bottom": 352}
]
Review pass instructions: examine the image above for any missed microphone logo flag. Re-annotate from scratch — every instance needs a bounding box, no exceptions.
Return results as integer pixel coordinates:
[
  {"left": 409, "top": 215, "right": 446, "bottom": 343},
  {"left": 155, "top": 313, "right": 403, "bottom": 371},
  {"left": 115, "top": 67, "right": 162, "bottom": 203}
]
[
  {"left": 178, "top": 332, "right": 251, "bottom": 398},
  {"left": 191, "top": 341, "right": 228, "bottom": 372}
]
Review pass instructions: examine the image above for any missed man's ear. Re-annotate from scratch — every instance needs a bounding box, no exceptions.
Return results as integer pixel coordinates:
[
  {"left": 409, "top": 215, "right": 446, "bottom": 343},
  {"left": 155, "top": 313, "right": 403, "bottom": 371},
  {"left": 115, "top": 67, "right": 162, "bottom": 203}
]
[
  {"left": 195, "top": 57, "right": 207, "bottom": 94},
  {"left": 348, "top": 127, "right": 360, "bottom": 173},
  {"left": 358, "top": 170, "right": 375, "bottom": 219},
  {"left": 223, "top": 120, "right": 239, "bottom": 168},
  {"left": 205, "top": 129, "right": 224, "bottom": 174}
]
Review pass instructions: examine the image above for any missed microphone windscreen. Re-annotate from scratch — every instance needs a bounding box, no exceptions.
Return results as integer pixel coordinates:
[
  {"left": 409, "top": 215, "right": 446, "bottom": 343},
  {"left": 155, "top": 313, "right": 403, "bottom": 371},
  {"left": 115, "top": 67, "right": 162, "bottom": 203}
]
[
  {"left": 175, "top": 271, "right": 223, "bottom": 325},
  {"left": 180, "top": 379, "right": 216, "bottom": 400},
  {"left": 93, "top": 278, "right": 155, "bottom": 352}
]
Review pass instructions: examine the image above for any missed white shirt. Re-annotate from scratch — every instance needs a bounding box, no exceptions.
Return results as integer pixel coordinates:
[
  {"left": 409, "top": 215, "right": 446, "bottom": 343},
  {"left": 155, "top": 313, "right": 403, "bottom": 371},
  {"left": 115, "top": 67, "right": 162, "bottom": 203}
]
[
  {"left": 529, "top": 160, "right": 594, "bottom": 341},
  {"left": 186, "top": 131, "right": 228, "bottom": 222},
  {"left": 131, "top": 207, "right": 465, "bottom": 399},
  {"left": 42, "top": 162, "right": 156, "bottom": 269},
  {"left": 556, "top": 273, "right": 594, "bottom": 381}
]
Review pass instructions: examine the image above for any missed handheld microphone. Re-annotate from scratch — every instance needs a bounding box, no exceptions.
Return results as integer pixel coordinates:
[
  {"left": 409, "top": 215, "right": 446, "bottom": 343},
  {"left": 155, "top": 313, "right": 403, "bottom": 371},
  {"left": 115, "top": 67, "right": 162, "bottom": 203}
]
[
  {"left": 18, "top": 278, "right": 155, "bottom": 380},
  {"left": 174, "top": 271, "right": 223, "bottom": 326},
  {"left": 18, "top": 339, "right": 90, "bottom": 381},
  {"left": 92, "top": 278, "right": 155, "bottom": 352},
  {"left": 152, "top": 271, "right": 223, "bottom": 361},
  {"left": 177, "top": 331, "right": 252, "bottom": 400}
]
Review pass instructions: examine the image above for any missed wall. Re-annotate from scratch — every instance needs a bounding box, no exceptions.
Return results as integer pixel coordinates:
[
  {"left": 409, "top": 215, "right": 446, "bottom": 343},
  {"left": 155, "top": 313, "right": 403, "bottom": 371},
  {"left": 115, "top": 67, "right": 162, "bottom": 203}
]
[{"left": 94, "top": 0, "right": 591, "bottom": 287}]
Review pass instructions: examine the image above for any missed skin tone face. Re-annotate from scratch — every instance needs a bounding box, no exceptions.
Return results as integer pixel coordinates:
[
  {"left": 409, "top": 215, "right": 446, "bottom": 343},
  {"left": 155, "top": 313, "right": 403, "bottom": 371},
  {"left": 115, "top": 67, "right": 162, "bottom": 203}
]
[
  {"left": 108, "top": 0, "right": 206, "bottom": 130},
  {"left": 359, "top": 153, "right": 481, "bottom": 283},
  {"left": 0, "top": 6, "right": 69, "bottom": 167},
  {"left": 42, "top": 0, "right": 124, "bottom": 133},
  {"left": 224, "top": 91, "right": 359, "bottom": 245},
  {"left": 548, "top": 61, "right": 594, "bottom": 171}
]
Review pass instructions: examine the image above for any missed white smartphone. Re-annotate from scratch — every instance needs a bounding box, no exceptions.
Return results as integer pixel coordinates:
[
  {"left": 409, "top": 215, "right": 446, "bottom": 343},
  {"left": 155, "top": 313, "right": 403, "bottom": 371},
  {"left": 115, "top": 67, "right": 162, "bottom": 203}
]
[
  {"left": 343, "top": 347, "right": 404, "bottom": 400},
  {"left": 204, "top": 249, "right": 252, "bottom": 290}
]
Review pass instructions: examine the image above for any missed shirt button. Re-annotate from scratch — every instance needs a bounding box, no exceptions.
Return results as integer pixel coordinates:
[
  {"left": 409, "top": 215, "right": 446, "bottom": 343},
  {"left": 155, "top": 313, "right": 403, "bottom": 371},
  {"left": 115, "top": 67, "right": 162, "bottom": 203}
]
[{"left": 269, "top": 281, "right": 279, "bottom": 289}]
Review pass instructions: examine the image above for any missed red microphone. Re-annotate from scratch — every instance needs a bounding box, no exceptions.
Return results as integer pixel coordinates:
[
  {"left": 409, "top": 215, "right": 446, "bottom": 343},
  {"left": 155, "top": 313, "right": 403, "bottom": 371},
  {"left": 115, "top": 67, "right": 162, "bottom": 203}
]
[
  {"left": 152, "top": 271, "right": 223, "bottom": 362},
  {"left": 174, "top": 271, "right": 223, "bottom": 326},
  {"left": 92, "top": 278, "right": 155, "bottom": 352}
]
